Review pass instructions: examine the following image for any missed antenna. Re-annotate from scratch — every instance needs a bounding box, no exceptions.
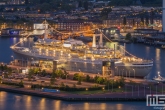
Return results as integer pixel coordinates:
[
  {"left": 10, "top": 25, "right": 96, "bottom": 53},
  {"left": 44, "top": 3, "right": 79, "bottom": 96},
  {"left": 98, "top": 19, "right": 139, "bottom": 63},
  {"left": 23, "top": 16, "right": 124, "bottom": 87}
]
[
  {"left": 114, "top": 44, "right": 116, "bottom": 58},
  {"left": 44, "top": 20, "right": 48, "bottom": 39}
]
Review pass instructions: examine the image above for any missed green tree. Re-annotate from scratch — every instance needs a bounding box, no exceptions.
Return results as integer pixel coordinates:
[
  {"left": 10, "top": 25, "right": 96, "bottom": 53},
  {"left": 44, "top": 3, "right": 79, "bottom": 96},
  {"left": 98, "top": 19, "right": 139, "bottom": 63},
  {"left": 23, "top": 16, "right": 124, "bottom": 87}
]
[
  {"left": 96, "top": 77, "right": 104, "bottom": 84},
  {"left": 73, "top": 73, "right": 80, "bottom": 80},
  {"left": 77, "top": 78, "right": 82, "bottom": 85},
  {"left": 50, "top": 71, "right": 56, "bottom": 85},
  {"left": 123, "top": 17, "right": 127, "bottom": 26},
  {"left": 18, "top": 80, "right": 24, "bottom": 87},
  {"left": 28, "top": 69, "right": 34, "bottom": 81},
  {"left": 39, "top": 3, "right": 52, "bottom": 12},
  {"left": 13, "top": 7, "right": 17, "bottom": 12},
  {"left": 145, "top": 16, "right": 149, "bottom": 27},
  {"left": 41, "top": 70, "right": 47, "bottom": 76},
  {"left": 4, "top": 73, "right": 8, "bottom": 78},
  {"left": 83, "top": 1, "right": 88, "bottom": 10},
  {"left": 101, "top": 8, "right": 112, "bottom": 20},
  {"left": 125, "top": 33, "right": 132, "bottom": 41},
  {"left": 86, "top": 75, "right": 90, "bottom": 82},
  {"left": 60, "top": 82, "right": 65, "bottom": 88},
  {"left": 25, "top": 6, "right": 30, "bottom": 11},
  {"left": 141, "top": 16, "right": 144, "bottom": 27},
  {"left": 78, "top": 1, "right": 82, "bottom": 7},
  {"left": 94, "top": 75, "right": 99, "bottom": 83},
  {"left": 73, "top": 84, "right": 76, "bottom": 88},
  {"left": 132, "top": 19, "right": 135, "bottom": 27}
]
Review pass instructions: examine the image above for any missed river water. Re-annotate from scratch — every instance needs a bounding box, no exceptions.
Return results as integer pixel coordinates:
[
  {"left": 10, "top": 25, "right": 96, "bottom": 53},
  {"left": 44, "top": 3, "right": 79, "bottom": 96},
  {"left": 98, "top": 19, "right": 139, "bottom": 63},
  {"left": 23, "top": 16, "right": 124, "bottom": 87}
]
[
  {"left": 0, "top": 91, "right": 153, "bottom": 110},
  {"left": 0, "top": 37, "right": 163, "bottom": 110}
]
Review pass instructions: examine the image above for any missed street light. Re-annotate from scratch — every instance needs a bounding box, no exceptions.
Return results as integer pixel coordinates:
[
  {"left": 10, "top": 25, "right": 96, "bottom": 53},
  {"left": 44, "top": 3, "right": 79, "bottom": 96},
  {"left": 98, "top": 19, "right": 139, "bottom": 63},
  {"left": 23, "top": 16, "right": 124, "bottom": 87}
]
[
  {"left": 122, "top": 69, "right": 124, "bottom": 77},
  {"left": 75, "top": 63, "right": 77, "bottom": 71},
  {"left": 133, "top": 69, "right": 135, "bottom": 78},
  {"left": 112, "top": 79, "right": 116, "bottom": 92},
  {"left": 115, "top": 67, "right": 118, "bottom": 76}
]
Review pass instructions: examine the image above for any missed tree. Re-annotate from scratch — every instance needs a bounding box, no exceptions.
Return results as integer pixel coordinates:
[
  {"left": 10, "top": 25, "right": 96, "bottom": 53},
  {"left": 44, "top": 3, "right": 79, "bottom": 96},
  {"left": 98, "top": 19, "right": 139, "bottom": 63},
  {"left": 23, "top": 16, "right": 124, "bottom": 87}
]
[
  {"left": 86, "top": 75, "right": 90, "bottom": 82},
  {"left": 0, "top": 6, "right": 4, "bottom": 12},
  {"left": 96, "top": 77, "right": 104, "bottom": 84},
  {"left": 60, "top": 82, "right": 65, "bottom": 88},
  {"left": 13, "top": 7, "right": 17, "bottom": 12},
  {"left": 50, "top": 71, "right": 56, "bottom": 85},
  {"left": 101, "top": 8, "right": 112, "bottom": 20},
  {"left": 73, "top": 73, "right": 80, "bottom": 80},
  {"left": 132, "top": 19, "right": 135, "bottom": 27},
  {"left": 123, "top": 17, "right": 127, "bottom": 26},
  {"left": 0, "top": 64, "right": 4, "bottom": 71},
  {"left": 39, "top": 3, "right": 52, "bottom": 12},
  {"left": 41, "top": 70, "right": 47, "bottom": 76},
  {"left": 4, "top": 73, "right": 8, "bottom": 78},
  {"left": 94, "top": 75, "right": 99, "bottom": 83},
  {"left": 73, "top": 84, "right": 76, "bottom": 88},
  {"left": 28, "top": 69, "right": 35, "bottom": 81},
  {"left": 25, "top": 0, "right": 29, "bottom": 4},
  {"left": 140, "top": 16, "right": 144, "bottom": 27},
  {"left": 83, "top": 1, "right": 88, "bottom": 10},
  {"left": 145, "top": 16, "right": 149, "bottom": 27},
  {"left": 78, "top": 1, "right": 82, "bottom": 7},
  {"left": 77, "top": 78, "right": 82, "bottom": 85},
  {"left": 123, "top": 17, "right": 127, "bottom": 31},
  {"left": 125, "top": 33, "right": 132, "bottom": 41},
  {"left": 25, "top": 7, "right": 30, "bottom": 11},
  {"left": 18, "top": 80, "right": 24, "bottom": 87}
]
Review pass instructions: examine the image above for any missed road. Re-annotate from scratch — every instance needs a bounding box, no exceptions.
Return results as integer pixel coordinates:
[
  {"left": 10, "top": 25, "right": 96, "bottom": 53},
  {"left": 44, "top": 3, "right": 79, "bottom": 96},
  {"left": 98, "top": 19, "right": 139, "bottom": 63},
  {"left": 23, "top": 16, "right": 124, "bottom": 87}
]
[{"left": 2, "top": 77, "right": 104, "bottom": 88}]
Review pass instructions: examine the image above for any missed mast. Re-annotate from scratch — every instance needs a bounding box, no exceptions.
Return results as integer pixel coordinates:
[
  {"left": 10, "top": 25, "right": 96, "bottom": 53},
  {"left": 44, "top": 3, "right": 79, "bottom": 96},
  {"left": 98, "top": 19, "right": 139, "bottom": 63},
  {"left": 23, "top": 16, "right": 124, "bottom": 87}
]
[
  {"left": 44, "top": 20, "right": 48, "bottom": 39},
  {"left": 124, "top": 43, "right": 126, "bottom": 56},
  {"left": 114, "top": 44, "right": 115, "bottom": 58}
]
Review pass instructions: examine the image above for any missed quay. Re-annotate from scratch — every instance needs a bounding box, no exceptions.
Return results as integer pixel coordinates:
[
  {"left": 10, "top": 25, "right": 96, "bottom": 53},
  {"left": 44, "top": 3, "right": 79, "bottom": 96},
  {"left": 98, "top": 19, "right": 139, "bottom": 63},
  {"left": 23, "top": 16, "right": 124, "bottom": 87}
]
[{"left": 0, "top": 85, "right": 148, "bottom": 102}]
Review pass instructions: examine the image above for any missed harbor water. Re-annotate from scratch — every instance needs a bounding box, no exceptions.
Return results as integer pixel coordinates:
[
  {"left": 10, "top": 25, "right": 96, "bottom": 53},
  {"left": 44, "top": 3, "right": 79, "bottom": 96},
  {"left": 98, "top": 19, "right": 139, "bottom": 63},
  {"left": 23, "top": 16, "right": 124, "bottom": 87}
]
[{"left": 0, "top": 91, "right": 153, "bottom": 110}]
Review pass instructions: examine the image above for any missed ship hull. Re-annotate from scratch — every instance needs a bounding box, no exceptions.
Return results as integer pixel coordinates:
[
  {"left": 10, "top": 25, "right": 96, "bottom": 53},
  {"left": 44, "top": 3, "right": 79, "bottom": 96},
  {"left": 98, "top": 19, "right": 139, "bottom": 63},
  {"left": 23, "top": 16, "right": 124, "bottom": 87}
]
[
  {"left": 115, "top": 65, "right": 152, "bottom": 78},
  {"left": 12, "top": 47, "right": 153, "bottom": 78}
]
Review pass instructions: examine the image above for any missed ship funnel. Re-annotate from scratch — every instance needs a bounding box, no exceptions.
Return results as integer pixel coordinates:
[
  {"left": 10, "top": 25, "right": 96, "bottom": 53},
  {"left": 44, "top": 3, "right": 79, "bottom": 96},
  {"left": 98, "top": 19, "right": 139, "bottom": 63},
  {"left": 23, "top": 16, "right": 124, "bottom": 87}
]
[
  {"left": 92, "top": 33, "right": 96, "bottom": 48},
  {"left": 99, "top": 33, "right": 103, "bottom": 47},
  {"left": 163, "top": 0, "right": 165, "bottom": 32},
  {"left": 114, "top": 44, "right": 116, "bottom": 58}
]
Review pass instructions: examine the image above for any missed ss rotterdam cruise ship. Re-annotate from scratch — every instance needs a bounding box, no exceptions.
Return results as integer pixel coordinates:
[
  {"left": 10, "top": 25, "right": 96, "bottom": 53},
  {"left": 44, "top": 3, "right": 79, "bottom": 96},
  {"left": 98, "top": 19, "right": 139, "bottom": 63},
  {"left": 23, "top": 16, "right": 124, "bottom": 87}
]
[{"left": 11, "top": 24, "right": 153, "bottom": 78}]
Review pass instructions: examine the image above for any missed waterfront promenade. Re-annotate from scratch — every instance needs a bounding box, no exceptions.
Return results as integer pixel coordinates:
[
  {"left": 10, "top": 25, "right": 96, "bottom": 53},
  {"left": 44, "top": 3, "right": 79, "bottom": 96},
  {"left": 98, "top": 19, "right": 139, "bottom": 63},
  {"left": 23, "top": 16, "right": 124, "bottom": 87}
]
[{"left": 0, "top": 84, "right": 163, "bottom": 101}]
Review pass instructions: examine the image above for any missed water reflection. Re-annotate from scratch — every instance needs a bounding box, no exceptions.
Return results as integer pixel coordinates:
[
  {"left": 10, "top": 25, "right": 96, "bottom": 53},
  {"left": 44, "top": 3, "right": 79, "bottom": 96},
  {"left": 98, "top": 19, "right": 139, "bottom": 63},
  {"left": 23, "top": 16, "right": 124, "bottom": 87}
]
[
  {"left": 0, "top": 92, "right": 154, "bottom": 110},
  {"left": 26, "top": 96, "right": 32, "bottom": 110},
  {"left": 145, "top": 46, "right": 150, "bottom": 57},
  {"left": 84, "top": 102, "right": 89, "bottom": 110},
  {"left": 39, "top": 98, "right": 46, "bottom": 110},
  {"left": 54, "top": 100, "right": 61, "bottom": 110},
  {"left": 100, "top": 103, "right": 107, "bottom": 110},
  {"left": 156, "top": 48, "right": 160, "bottom": 60},
  {"left": 116, "top": 104, "right": 123, "bottom": 110}
]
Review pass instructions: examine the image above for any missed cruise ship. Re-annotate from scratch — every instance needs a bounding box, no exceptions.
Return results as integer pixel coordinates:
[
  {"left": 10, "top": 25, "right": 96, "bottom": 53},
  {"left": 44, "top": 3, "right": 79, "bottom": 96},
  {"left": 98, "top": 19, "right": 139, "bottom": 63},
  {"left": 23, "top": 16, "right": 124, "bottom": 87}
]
[{"left": 11, "top": 26, "right": 153, "bottom": 78}]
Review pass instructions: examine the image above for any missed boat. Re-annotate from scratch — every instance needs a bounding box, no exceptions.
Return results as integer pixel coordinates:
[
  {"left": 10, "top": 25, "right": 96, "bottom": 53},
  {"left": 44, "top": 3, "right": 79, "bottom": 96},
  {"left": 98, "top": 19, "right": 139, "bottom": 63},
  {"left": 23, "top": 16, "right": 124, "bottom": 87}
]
[
  {"left": 153, "top": 72, "right": 165, "bottom": 82},
  {"left": 10, "top": 22, "right": 153, "bottom": 78}
]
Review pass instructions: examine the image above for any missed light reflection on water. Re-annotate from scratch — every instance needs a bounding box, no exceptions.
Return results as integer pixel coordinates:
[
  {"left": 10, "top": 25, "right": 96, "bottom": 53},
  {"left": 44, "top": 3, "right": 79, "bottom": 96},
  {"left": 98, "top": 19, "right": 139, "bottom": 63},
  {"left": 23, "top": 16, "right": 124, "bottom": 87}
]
[{"left": 0, "top": 91, "right": 153, "bottom": 110}]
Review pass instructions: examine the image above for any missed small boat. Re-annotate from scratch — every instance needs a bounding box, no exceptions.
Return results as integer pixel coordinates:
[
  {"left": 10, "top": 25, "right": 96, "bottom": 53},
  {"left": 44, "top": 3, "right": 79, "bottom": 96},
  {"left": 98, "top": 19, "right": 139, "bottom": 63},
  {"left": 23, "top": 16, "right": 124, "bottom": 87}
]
[{"left": 153, "top": 72, "right": 165, "bottom": 82}]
